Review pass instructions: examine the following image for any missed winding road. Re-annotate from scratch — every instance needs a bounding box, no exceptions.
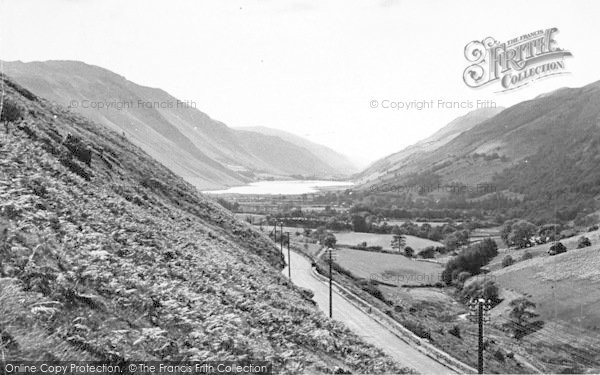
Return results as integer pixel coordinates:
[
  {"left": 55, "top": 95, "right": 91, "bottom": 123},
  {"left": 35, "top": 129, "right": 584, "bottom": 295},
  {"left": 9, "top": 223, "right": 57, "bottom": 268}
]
[{"left": 282, "top": 249, "right": 455, "bottom": 374}]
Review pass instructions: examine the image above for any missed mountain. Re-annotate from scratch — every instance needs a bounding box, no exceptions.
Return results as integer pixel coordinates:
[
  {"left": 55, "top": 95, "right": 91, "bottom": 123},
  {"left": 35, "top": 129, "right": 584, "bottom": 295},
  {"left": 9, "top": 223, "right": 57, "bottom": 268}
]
[
  {"left": 357, "top": 107, "right": 504, "bottom": 184},
  {"left": 360, "top": 81, "right": 600, "bottom": 222},
  {"left": 2, "top": 60, "right": 346, "bottom": 189},
  {"left": 0, "top": 74, "right": 409, "bottom": 373},
  {"left": 240, "top": 126, "right": 358, "bottom": 175}
]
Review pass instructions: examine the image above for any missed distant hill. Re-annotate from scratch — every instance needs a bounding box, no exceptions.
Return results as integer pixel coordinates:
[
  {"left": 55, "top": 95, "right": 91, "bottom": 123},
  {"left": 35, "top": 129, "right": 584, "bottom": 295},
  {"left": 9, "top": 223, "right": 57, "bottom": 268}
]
[
  {"left": 357, "top": 107, "right": 504, "bottom": 184},
  {"left": 0, "top": 74, "right": 408, "bottom": 373},
  {"left": 3, "top": 60, "right": 347, "bottom": 189},
  {"left": 240, "top": 126, "right": 357, "bottom": 175},
  {"left": 360, "top": 81, "right": 600, "bottom": 222}
]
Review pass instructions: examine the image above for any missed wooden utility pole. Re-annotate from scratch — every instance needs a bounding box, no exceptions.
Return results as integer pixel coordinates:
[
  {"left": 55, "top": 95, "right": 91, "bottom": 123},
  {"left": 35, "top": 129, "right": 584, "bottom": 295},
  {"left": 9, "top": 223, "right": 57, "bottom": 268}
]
[
  {"left": 469, "top": 298, "right": 491, "bottom": 374},
  {"left": 286, "top": 232, "right": 291, "bottom": 279},
  {"left": 279, "top": 222, "right": 283, "bottom": 255},
  {"left": 329, "top": 249, "right": 333, "bottom": 318},
  {"left": 478, "top": 301, "right": 484, "bottom": 374}
]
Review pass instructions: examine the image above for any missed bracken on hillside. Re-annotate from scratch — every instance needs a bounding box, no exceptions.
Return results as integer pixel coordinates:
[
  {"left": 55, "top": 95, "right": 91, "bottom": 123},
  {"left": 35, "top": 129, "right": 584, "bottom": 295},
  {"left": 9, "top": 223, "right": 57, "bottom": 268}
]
[{"left": 0, "top": 75, "right": 411, "bottom": 374}]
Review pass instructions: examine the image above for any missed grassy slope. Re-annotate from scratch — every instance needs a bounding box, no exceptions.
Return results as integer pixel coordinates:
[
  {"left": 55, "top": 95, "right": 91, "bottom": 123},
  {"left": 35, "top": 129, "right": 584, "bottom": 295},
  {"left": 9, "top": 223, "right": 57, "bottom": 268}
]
[
  {"left": 0, "top": 76, "right": 410, "bottom": 374},
  {"left": 335, "top": 249, "right": 443, "bottom": 286},
  {"left": 468, "top": 231, "right": 600, "bottom": 372},
  {"left": 333, "top": 232, "right": 443, "bottom": 251}
]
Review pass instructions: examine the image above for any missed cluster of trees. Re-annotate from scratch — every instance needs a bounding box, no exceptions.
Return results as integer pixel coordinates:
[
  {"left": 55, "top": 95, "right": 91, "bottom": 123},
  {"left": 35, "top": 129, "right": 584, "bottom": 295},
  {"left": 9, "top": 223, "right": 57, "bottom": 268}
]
[
  {"left": 441, "top": 238, "right": 498, "bottom": 285},
  {"left": 443, "top": 230, "right": 470, "bottom": 251},
  {"left": 416, "top": 246, "right": 447, "bottom": 259},
  {"left": 460, "top": 279, "right": 500, "bottom": 304},
  {"left": 500, "top": 220, "right": 538, "bottom": 248},
  {"left": 392, "top": 221, "right": 455, "bottom": 242}
]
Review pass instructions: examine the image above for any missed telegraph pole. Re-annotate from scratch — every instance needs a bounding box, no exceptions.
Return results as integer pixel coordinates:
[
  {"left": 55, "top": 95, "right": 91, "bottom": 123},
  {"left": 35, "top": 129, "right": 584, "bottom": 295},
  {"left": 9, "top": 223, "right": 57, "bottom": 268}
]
[
  {"left": 329, "top": 248, "right": 333, "bottom": 318},
  {"left": 469, "top": 298, "right": 491, "bottom": 374},
  {"left": 286, "top": 232, "right": 291, "bottom": 279},
  {"left": 279, "top": 222, "right": 283, "bottom": 255},
  {"left": 478, "top": 301, "right": 484, "bottom": 374}
]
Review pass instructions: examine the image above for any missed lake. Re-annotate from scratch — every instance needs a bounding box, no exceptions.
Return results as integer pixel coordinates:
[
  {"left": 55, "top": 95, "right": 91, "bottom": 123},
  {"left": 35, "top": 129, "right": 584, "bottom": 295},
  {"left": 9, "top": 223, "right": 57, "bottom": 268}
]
[{"left": 203, "top": 180, "right": 354, "bottom": 195}]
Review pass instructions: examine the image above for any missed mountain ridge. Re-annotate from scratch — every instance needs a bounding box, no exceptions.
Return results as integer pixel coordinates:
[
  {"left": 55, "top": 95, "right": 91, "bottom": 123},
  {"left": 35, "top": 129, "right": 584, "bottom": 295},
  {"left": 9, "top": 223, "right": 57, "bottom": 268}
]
[
  {"left": 2, "top": 60, "right": 347, "bottom": 189},
  {"left": 360, "top": 80, "right": 600, "bottom": 221},
  {"left": 238, "top": 126, "right": 358, "bottom": 176}
]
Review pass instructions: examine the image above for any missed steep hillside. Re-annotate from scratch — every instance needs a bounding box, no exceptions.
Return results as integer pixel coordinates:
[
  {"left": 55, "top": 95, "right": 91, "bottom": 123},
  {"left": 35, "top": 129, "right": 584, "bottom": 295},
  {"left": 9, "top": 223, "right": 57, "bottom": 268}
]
[
  {"left": 358, "top": 107, "right": 504, "bottom": 183},
  {"left": 361, "top": 81, "right": 600, "bottom": 221},
  {"left": 0, "top": 75, "right": 409, "bottom": 373},
  {"left": 240, "top": 126, "right": 357, "bottom": 176},
  {"left": 3, "top": 60, "right": 344, "bottom": 188}
]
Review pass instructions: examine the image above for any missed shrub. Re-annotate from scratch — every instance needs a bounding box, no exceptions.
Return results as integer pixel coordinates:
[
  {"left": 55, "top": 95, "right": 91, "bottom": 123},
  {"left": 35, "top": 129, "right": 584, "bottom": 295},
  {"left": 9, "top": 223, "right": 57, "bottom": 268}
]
[
  {"left": 417, "top": 246, "right": 435, "bottom": 259},
  {"left": 402, "top": 320, "right": 432, "bottom": 341},
  {"left": 441, "top": 238, "right": 498, "bottom": 284},
  {"left": 461, "top": 280, "right": 500, "bottom": 305},
  {"left": 63, "top": 134, "right": 92, "bottom": 166},
  {"left": 0, "top": 99, "right": 22, "bottom": 123},
  {"left": 448, "top": 325, "right": 461, "bottom": 338},
  {"left": 577, "top": 236, "right": 592, "bottom": 249},
  {"left": 502, "top": 255, "right": 514, "bottom": 268},
  {"left": 548, "top": 242, "right": 567, "bottom": 256},
  {"left": 457, "top": 271, "right": 471, "bottom": 284},
  {"left": 521, "top": 251, "right": 533, "bottom": 261},
  {"left": 360, "top": 281, "right": 386, "bottom": 302},
  {"left": 404, "top": 246, "right": 414, "bottom": 257},
  {"left": 493, "top": 349, "right": 505, "bottom": 362}
]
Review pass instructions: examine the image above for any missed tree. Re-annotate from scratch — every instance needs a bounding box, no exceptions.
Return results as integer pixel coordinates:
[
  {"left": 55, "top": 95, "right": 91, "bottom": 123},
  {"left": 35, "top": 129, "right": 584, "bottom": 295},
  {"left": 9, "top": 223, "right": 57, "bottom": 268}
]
[
  {"left": 577, "top": 236, "right": 592, "bottom": 248},
  {"left": 443, "top": 230, "right": 469, "bottom": 251},
  {"left": 508, "top": 220, "right": 537, "bottom": 248},
  {"left": 548, "top": 242, "right": 567, "bottom": 255},
  {"left": 391, "top": 233, "right": 406, "bottom": 252},
  {"left": 323, "top": 233, "right": 337, "bottom": 249},
  {"left": 417, "top": 246, "right": 435, "bottom": 259},
  {"left": 404, "top": 246, "right": 414, "bottom": 257},
  {"left": 508, "top": 298, "right": 539, "bottom": 338},
  {"left": 352, "top": 215, "right": 369, "bottom": 233}
]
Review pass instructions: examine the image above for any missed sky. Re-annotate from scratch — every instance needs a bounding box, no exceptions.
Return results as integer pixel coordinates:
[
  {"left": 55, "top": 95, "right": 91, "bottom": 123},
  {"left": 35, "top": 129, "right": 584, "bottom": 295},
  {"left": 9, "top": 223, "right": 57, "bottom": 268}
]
[{"left": 1, "top": 0, "right": 599, "bottom": 167}]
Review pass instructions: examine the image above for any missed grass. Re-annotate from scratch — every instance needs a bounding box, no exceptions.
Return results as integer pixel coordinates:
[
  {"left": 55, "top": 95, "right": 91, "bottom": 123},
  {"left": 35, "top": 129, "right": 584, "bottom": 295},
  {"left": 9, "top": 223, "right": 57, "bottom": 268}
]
[
  {"left": 334, "top": 248, "right": 444, "bottom": 286},
  {"left": 333, "top": 231, "right": 443, "bottom": 251},
  {"left": 466, "top": 233, "right": 600, "bottom": 372}
]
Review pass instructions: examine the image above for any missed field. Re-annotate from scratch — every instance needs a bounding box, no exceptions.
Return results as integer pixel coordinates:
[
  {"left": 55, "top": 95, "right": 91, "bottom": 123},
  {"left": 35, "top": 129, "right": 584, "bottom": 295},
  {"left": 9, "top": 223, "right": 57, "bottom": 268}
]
[
  {"left": 385, "top": 220, "right": 458, "bottom": 227},
  {"left": 333, "top": 231, "right": 443, "bottom": 251},
  {"left": 469, "top": 226, "right": 502, "bottom": 244},
  {"left": 467, "top": 233, "right": 600, "bottom": 372},
  {"left": 335, "top": 248, "right": 444, "bottom": 286}
]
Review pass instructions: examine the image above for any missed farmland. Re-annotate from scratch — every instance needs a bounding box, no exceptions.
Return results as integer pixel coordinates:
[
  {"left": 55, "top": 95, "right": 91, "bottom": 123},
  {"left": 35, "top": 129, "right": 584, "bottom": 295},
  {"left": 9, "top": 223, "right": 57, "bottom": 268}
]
[
  {"left": 333, "top": 231, "right": 443, "bottom": 251},
  {"left": 335, "top": 248, "right": 444, "bottom": 286}
]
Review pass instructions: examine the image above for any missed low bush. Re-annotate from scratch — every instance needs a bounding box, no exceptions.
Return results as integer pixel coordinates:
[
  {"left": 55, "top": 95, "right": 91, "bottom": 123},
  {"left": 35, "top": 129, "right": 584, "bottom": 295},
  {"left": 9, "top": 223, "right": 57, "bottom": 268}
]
[
  {"left": 521, "top": 251, "right": 533, "bottom": 261},
  {"left": 63, "top": 134, "right": 92, "bottom": 166},
  {"left": 448, "top": 325, "right": 461, "bottom": 338},
  {"left": 417, "top": 246, "right": 435, "bottom": 259},
  {"left": 402, "top": 320, "right": 432, "bottom": 341},
  {"left": 549, "top": 242, "right": 567, "bottom": 255},
  {"left": 577, "top": 236, "right": 592, "bottom": 249},
  {"left": 502, "top": 255, "right": 514, "bottom": 268},
  {"left": 1, "top": 99, "right": 22, "bottom": 123}
]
